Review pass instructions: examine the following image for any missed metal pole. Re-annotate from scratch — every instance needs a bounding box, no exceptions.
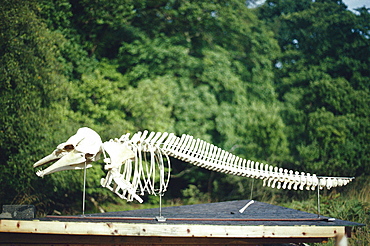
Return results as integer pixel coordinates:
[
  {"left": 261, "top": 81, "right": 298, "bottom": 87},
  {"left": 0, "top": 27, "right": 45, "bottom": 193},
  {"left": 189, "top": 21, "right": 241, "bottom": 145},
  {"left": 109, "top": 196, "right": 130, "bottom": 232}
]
[
  {"left": 317, "top": 184, "right": 320, "bottom": 218},
  {"left": 159, "top": 193, "right": 162, "bottom": 217},
  {"left": 250, "top": 179, "right": 254, "bottom": 200},
  {"left": 156, "top": 193, "right": 166, "bottom": 222},
  {"left": 82, "top": 161, "right": 87, "bottom": 217}
]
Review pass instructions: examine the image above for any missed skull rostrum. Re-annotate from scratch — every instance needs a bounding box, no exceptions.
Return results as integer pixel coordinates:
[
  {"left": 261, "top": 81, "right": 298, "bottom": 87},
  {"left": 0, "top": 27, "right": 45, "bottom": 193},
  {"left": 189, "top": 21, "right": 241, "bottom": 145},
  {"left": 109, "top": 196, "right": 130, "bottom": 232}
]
[{"left": 34, "top": 127, "right": 103, "bottom": 177}]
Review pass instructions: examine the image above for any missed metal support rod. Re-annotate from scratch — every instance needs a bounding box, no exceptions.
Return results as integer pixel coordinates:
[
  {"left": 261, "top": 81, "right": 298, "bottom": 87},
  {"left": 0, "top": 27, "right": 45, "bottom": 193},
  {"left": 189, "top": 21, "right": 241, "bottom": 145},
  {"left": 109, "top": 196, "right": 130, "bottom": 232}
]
[
  {"left": 317, "top": 184, "right": 320, "bottom": 218},
  {"left": 82, "top": 161, "right": 87, "bottom": 217},
  {"left": 156, "top": 193, "right": 166, "bottom": 222},
  {"left": 250, "top": 179, "right": 254, "bottom": 200},
  {"left": 159, "top": 193, "right": 162, "bottom": 217}
]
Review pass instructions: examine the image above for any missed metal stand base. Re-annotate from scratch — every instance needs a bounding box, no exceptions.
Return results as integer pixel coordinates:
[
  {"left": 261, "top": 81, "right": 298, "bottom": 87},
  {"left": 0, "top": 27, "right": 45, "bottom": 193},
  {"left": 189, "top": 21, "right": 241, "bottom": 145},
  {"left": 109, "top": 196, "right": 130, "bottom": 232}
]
[
  {"left": 155, "top": 193, "right": 166, "bottom": 222},
  {"left": 155, "top": 216, "right": 167, "bottom": 222}
]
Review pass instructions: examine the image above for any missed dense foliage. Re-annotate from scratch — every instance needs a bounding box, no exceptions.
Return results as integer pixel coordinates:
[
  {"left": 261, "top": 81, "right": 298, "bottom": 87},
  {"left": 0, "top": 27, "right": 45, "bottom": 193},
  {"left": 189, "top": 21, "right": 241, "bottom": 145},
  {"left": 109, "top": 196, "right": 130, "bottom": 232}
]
[{"left": 1, "top": 0, "right": 368, "bottom": 226}]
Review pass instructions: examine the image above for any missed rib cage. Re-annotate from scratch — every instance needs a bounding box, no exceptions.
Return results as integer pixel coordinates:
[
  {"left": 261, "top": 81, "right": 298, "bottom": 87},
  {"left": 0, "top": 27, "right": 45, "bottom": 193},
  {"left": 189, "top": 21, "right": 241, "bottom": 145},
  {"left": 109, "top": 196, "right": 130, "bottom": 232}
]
[
  {"left": 106, "top": 130, "right": 354, "bottom": 202},
  {"left": 100, "top": 132, "right": 172, "bottom": 203}
]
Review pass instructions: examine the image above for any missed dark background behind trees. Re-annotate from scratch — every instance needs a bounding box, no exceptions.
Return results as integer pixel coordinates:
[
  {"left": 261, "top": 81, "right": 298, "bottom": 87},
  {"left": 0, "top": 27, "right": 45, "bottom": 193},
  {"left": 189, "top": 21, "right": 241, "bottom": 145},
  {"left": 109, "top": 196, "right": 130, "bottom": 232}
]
[{"left": 1, "top": 0, "right": 369, "bottom": 217}]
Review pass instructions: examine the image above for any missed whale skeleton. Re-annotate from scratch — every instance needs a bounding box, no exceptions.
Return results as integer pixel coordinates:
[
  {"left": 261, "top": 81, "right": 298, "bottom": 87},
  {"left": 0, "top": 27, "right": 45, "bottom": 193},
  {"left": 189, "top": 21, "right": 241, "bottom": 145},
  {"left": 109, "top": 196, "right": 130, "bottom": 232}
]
[{"left": 34, "top": 127, "right": 354, "bottom": 203}]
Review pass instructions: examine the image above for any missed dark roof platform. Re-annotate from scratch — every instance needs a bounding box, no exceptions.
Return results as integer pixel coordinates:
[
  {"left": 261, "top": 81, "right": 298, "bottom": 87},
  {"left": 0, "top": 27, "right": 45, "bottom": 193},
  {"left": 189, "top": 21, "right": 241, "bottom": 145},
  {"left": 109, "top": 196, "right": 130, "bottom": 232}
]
[
  {"left": 0, "top": 200, "right": 364, "bottom": 245},
  {"left": 44, "top": 199, "right": 361, "bottom": 227}
]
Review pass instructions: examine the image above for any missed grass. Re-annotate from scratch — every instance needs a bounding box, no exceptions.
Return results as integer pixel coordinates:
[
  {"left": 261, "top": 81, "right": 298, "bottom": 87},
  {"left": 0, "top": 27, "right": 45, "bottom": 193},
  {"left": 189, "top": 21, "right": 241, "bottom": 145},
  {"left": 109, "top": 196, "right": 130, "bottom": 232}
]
[{"left": 280, "top": 176, "right": 370, "bottom": 246}]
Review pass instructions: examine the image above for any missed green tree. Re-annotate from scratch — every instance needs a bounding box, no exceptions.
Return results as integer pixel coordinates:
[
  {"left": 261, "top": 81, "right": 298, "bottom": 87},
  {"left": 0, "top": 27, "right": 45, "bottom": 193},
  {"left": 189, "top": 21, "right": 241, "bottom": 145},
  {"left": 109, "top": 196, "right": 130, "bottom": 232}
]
[
  {"left": 0, "top": 0, "right": 73, "bottom": 208},
  {"left": 117, "top": 0, "right": 290, "bottom": 200},
  {"left": 258, "top": 0, "right": 370, "bottom": 176},
  {"left": 37, "top": 0, "right": 98, "bottom": 79}
]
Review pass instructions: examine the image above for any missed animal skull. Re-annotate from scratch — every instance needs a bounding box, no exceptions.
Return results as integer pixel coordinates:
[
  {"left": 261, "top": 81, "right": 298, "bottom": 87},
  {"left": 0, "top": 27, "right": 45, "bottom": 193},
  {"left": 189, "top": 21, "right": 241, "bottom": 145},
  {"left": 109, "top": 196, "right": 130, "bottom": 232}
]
[{"left": 34, "top": 127, "right": 103, "bottom": 177}]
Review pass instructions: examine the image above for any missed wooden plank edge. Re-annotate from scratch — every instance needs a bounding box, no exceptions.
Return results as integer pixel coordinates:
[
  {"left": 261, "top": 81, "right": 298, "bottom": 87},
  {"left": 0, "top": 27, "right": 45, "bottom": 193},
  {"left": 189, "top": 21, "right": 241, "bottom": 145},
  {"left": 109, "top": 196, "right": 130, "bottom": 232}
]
[
  {"left": 0, "top": 219, "right": 346, "bottom": 239},
  {"left": 0, "top": 232, "right": 329, "bottom": 245}
]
